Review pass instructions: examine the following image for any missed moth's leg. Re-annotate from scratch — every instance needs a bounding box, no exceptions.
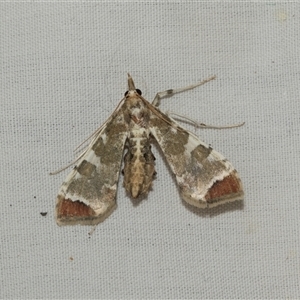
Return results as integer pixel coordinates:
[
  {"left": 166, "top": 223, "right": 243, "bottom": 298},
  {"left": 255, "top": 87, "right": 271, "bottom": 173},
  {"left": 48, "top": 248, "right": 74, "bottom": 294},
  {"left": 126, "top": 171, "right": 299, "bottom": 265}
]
[
  {"left": 152, "top": 76, "right": 216, "bottom": 107},
  {"left": 165, "top": 111, "right": 245, "bottom": 129}
]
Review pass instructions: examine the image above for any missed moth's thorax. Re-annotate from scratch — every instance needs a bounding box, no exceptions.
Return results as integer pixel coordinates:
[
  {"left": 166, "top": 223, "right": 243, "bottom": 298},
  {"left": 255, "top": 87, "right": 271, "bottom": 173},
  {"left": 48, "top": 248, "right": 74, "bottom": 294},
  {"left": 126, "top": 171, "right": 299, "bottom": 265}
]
[
  {"left": 123, "top": 95, "right": 156, "bottom": 198},
  {"left": 124, "top": 93, "right": 150, "bottom": 129}
]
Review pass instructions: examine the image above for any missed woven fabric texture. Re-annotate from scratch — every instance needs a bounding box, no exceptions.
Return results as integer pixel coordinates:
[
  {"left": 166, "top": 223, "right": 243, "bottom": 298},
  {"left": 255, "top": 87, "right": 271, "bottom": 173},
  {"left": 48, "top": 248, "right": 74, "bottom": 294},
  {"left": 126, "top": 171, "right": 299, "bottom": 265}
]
[{"left": 1, "top": 3, "right": 299, "bottom": 299}]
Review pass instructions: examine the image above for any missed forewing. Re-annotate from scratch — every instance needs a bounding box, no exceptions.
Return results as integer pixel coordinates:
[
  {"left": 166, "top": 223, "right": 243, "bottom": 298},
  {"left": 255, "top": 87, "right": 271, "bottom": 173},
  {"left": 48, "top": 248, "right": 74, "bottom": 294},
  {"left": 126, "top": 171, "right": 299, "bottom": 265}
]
[
  {"left": 149, "top": 111, "right": 243, "bottom": 208},
  {"left": 56, "top": 108, "right": 128, "bottom": 225}
]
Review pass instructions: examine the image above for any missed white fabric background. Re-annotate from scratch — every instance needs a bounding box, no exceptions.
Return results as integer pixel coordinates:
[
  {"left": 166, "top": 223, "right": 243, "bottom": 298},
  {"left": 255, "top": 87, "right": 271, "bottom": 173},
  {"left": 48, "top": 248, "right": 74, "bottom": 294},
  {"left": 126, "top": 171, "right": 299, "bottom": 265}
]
[{"left": 1, "top": 2, "right": 299, "bottom": 299}]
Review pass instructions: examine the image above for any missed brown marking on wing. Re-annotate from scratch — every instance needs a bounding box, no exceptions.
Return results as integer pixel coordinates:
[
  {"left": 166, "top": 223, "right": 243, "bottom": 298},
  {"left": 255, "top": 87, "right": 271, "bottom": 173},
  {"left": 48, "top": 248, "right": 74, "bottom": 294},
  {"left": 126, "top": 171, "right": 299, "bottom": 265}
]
[
  {"left": 56, "top": 189, "right": 117, "bottom": 226},
  {"left": 56, "top": 197, "right": 95, "bottom": 218},
  {"left": 205, "top": 171, "right": 243, "bottom": 205}
]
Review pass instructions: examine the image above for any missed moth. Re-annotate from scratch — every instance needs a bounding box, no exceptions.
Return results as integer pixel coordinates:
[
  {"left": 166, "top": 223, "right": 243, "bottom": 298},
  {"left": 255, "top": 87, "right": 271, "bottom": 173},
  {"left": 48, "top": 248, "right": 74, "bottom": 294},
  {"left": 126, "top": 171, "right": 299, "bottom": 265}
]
[{"left": 53, "top": 74, "right": 244, "bottom": 226}]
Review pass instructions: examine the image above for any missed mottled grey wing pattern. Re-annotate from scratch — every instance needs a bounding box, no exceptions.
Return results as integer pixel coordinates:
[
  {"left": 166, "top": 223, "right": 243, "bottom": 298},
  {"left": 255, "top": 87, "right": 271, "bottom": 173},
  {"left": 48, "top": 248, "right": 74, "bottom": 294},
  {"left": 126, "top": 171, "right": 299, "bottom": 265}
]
[
  {"left": 56, "top": 107, "right": 128, "bottom": 225},
  {"left": 148, "top": 109, "right": 243, "bottom": 208}
]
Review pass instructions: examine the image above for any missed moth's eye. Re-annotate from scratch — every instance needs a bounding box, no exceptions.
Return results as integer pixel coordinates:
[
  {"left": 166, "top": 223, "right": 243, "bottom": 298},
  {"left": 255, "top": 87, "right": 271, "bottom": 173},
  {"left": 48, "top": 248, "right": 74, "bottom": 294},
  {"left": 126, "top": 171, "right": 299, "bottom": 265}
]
[
  {"left": 136, "top": 89, "right": 142, "bottom": 96},
  {"left": 124, "top": 91, "right": 129, "bottom": 97}
]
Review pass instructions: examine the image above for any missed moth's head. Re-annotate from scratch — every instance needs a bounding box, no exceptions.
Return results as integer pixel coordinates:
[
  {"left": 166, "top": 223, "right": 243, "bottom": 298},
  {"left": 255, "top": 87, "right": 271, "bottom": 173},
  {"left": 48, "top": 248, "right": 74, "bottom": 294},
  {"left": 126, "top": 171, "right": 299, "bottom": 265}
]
[{"left": 125, "top": 73, "right": 142, "bottom": 97}]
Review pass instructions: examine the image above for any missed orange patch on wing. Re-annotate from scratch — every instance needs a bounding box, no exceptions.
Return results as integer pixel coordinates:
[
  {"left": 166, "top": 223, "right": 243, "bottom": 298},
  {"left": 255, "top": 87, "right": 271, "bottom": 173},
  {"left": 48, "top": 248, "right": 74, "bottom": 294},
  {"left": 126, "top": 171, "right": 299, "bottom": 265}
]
[
  {"left": 57, "top": 198, "right": 95, "bottom": 218},
  {"left": 205, "top": 172, "right": 242, "bottom": 201}
]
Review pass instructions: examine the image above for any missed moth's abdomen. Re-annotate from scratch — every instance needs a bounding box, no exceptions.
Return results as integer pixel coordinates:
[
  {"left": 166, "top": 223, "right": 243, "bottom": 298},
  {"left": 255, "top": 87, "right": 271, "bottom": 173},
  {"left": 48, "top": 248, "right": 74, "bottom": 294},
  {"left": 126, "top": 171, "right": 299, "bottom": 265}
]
[{"left": 123, "top": 131, "right": 156, "bottom": 198}]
